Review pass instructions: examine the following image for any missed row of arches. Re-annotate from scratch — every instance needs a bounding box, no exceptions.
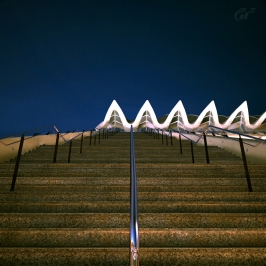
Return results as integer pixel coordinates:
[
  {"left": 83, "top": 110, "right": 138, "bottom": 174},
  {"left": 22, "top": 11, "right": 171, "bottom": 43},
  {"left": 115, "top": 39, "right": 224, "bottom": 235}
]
[{"left": 96, "top": 100, "right": 266, "bottom": 133}]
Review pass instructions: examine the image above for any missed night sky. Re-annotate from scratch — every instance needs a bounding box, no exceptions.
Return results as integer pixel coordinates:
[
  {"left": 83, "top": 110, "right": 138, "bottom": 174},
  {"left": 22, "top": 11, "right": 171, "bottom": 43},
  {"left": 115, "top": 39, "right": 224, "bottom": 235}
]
[{"left": 1, "top": 0, "right": 266, "bottom": 137}]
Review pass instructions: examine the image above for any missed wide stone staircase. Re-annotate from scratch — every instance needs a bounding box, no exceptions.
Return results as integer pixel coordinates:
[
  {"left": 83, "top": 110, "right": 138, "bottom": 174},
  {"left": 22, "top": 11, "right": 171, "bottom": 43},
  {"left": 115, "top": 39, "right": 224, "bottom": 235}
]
[{"left": 0, "top": 131, "right": 266, "bottom": 265}]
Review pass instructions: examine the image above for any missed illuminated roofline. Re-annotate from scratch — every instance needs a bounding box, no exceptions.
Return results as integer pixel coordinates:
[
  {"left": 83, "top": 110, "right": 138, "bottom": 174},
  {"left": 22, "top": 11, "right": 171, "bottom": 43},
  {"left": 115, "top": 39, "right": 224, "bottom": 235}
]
[{"left": 96, "top": 100, "right": 266, "bottom": 132}]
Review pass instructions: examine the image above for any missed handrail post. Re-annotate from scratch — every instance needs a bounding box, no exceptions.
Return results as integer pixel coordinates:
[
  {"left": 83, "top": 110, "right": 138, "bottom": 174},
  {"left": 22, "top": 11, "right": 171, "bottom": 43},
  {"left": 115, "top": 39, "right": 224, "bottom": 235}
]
[
  {"left": 107, "top": 129, "right": 109, "bottom": 139},
  {"left": 179, "top": 134, "right": 182, "bottom": 154},
  {"left": 90, "top": 130, "right": 92, "bottom": 145},
  {"left": 68, "top": 140, "right": 72, "bottom": 163},
  {"left": 94, "top": 134, "right": 96, "bottom": 145},
  {"left": 239, "top": 135, "right": 252, "bottom": 192},
  {"left": 166, "top": 133, "right": 168, "bottom": 146},
  {"left": 98, "top": 131, "right": 100, "bottom": 144},
  {"left": 10, "top": 134, "right": 24, "bottom": 191},
  {"left": 53, "top": 132, "right": 59, "bottom": 163},
  {"left": 162, "top": 130, "right": 164, "bottom": 144},
  {"left": 130, "top": 125, "right": 139, "bottom": 265},
  {"left": 80, "top": 133, "right": 83, "bottom": 153},
  {"left": 102, "top": 129, "right": 104, "bottom": 139},
  {"left": 203, "top": 133, "right": 210, "bottom": 164},
  {"left": 170, "top": 130, "right": 173, "bottom": 146},
  {"left": 190, "top": 141, "right": 195, "bottom": 163}
]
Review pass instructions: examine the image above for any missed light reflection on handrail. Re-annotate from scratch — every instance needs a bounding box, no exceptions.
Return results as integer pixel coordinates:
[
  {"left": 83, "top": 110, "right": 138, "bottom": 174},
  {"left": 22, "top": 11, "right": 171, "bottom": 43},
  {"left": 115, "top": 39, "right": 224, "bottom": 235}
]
[
  {"left": 209, "top": 125, "right": 266, "bottom": 147},
  {"left": 0, "top": 124, "right": 55, "bottom": 141},
  {"left": 0, "top": 125, "right": 56, "bottom": 146},
  {"left": 130, "top": 125, "right": 139, "bottom": 266},
  {"left": 0, "top": 124, "right": 94, "bottom": 147},
  {"left": 156, "top": 126, "right": 266, "bottom": 148}
]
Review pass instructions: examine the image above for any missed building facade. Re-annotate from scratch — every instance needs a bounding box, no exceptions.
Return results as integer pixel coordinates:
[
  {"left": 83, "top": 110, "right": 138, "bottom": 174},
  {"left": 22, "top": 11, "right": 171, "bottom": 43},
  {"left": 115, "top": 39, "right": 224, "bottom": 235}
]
[{"left": 96, "top": 100, "right": 266, "bottom": 133}]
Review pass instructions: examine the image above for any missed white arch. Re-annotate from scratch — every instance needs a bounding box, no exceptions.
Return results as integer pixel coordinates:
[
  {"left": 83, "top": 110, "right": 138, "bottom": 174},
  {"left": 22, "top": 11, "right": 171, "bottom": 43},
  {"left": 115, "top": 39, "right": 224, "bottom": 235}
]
[{"left": 96, "top": 100, "right": 266, "bottom": 132}]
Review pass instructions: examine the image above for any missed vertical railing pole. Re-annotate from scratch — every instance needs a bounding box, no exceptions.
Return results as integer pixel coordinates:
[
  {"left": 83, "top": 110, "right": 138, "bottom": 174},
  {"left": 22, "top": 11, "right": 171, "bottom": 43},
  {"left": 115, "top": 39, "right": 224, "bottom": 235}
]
[
  {"left": 107, "top": 129, "right": 109, "bottom": 139},
  {"left": 179, "top": 134, "right": 182, "bottom": 154},
  {"left": 10, "top": 134, "right": 24, "bottom": 191},
  {"left": 103, "top": 129, "right": 104, "bottom": 139},
  {"left": 203, "top": 133, "right": 210, "bottom": 164},
  {"left": 130, "top": 125, "right": 139, "bottom": 266},
  {"left": 90, "top": 130, "right": 92, "bottom": 145},
  {"left": 98, "top": 131, "right": 100, "bottom": 144},
  {"left": 53, "top": 132, "right": 59, "bottom": 163},
  {"left": 94, "top": 134, "right": 96, "bottom": 145},
  {"left": 166, "top": 133, "right": 168, "bottom": 146},
  {"left": 190, "top": 141, "right": 195, "bottom": 164},
  {"left": 80, "top": 133, "right": 83, "bottom": 153},
  {"left": 239, "top": 135, "right": 252, "bottom": 192},
  {"left": 68, "top": 140, "right": 72, "bottom": 163},
  {"left": 162, "top": 130, "right": 164, "bottom": 144}
]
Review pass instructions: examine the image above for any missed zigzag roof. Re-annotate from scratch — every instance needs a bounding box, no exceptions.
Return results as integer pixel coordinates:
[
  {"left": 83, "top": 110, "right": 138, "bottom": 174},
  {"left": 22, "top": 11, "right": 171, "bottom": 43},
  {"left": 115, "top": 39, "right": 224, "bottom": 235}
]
[{"left": 96, "top": 100, "right": 266, "bottom": 132}]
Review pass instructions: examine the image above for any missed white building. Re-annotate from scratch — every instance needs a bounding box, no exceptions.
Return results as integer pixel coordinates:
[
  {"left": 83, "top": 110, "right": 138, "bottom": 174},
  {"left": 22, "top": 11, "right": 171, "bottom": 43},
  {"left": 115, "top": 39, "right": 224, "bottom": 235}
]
[{"left": 96, "top": 100, "right": 266, "bottom": 134}]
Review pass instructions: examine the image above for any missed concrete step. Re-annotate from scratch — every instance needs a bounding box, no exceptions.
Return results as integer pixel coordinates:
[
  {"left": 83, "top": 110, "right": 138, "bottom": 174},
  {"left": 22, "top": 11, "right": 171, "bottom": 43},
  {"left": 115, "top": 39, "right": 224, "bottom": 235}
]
[
  {"left": 1, "top": 213, "right": 266, "bottom": 228},
  {"left": 1, "top": 228, "right": 266, "bottom": 247},
  {"left": 1, "top": 179, "right": 265, "bottom": 193},
  {"left": 1, "top": 201, "right": 266, "bottom": 213},
  {"left": 1, "top": 163, "right": 265, "bottom": 171},
  {"left": 1, "top": 184, "right": 266, "bottom": 192},
  {"left": 1, "top": 132, "right": 266, "bottom": 265},
  {"left": 1, "top": 176, "right": 266, "bottom": 185},
  {"left": 1, "top": 247, "right": 266, "bottom": 266},
  {"left": 1, "top": 191, "right": 266, "bottom": 201},
  {"left": 0, "top": 228, "right": 129, "bottom": 247}
]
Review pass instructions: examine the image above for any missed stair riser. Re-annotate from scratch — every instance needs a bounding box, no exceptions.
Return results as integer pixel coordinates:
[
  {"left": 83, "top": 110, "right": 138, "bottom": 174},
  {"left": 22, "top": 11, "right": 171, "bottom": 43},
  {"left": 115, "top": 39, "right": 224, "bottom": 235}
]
[
  {"left": 0, "top": 184, "right": 266, "bottom": 192},
  {"left": 1, "top": 213, "right": 266, "bottom": 228},
  {"left": 2, "top": 192, "right": 266, "bottom": 202},
  {"left": 1, "top": 247, "right": 266, "bottom": 266},
  {"left": 1, "top": 229, "right": 266, "bottom": 247},
  {"left": 1, "top": 202, "right": 266, "bottom": 213}
]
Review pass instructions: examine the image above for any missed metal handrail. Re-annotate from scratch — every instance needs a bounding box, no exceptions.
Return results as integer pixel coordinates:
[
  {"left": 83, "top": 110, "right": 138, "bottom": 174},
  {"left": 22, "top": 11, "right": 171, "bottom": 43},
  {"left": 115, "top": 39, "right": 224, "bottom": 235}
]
[
  {"left": 130, "top": 125, "right": 139, "bottom": 265},
  {"left": 0, "top": 124, "right": 55, "bottom": 141},
  {"left": 156, "top": 128, "right": 204, "bottom": 145},
  {"left": 62, "top": 132, "right": 84, "bottom": 144},
  {"left": 0, "top": 124, "right": 95, "bottom": 147},
  {"left": 156, "top": 126, "right": 266, "bottom": 148},
  {"left": 0, "top": 125, "right": 57, "bottom": 146},
  {"left": 153, "top": 125, "right": 265, "bottom": 192},
  {"left": 209, "top": 125, "right": 266, "bottom": 147},
  {"left": 7, "top": 126, "right": 95, "bottom": 191}
]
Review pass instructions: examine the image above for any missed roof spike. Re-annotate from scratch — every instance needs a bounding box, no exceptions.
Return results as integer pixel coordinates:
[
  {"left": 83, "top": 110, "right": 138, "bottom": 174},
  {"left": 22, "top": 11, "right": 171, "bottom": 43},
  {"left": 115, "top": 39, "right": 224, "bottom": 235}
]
[{"left": 96, "top": 100, "right": 265, "bottom": 132}]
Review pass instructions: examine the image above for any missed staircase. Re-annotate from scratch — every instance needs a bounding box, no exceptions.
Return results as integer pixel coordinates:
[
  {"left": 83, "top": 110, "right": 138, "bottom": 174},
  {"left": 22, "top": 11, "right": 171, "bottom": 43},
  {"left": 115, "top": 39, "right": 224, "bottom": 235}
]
[{"left": 0, "top": 132, "right": 266, "bottom": 265}]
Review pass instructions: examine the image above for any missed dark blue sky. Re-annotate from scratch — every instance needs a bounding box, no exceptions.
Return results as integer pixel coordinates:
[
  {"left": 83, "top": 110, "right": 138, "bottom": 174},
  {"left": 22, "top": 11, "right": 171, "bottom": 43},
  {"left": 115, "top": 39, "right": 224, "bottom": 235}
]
[{"left": 1, "top": 0, "right": 266, "bottom": 137}]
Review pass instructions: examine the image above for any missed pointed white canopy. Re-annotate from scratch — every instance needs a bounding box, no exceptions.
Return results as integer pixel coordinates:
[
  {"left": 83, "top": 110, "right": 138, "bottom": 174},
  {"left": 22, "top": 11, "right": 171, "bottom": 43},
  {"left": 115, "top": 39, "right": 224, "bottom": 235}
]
[{"left": 95, "top": 100, "right": 266, "bottom": 132}]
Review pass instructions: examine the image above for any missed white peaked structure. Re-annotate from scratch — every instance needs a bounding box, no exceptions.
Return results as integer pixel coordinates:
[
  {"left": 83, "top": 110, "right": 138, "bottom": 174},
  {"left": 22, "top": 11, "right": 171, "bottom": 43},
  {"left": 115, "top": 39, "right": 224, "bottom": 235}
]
[{"left": 96, "top": 100, "right": 266, "bottom": 133}]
